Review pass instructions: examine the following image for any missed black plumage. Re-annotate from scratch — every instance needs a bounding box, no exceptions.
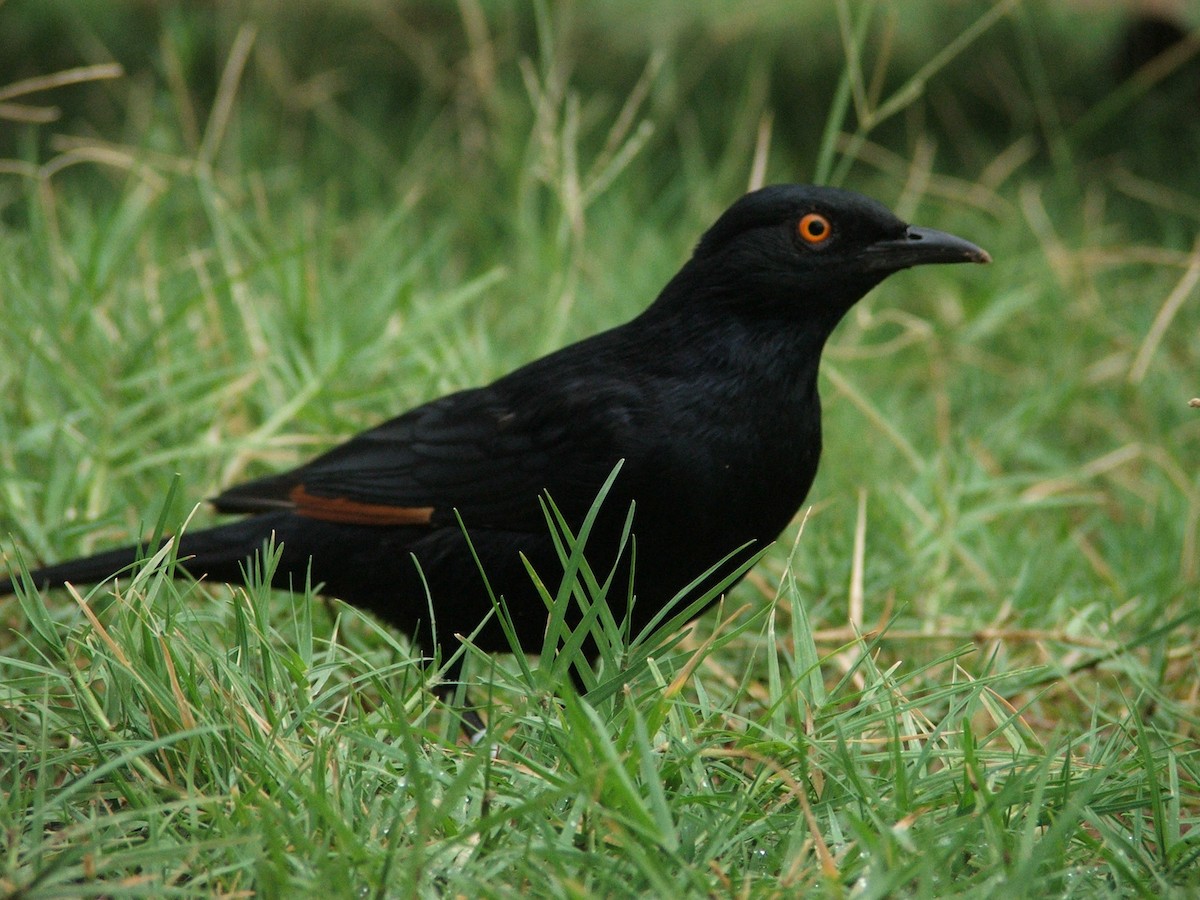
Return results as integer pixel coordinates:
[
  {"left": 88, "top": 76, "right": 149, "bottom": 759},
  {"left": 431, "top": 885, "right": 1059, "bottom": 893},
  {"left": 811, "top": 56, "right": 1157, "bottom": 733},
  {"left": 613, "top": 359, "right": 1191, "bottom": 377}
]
[{"left": 0, "top": 185, "right": 989, "bottom": 665}]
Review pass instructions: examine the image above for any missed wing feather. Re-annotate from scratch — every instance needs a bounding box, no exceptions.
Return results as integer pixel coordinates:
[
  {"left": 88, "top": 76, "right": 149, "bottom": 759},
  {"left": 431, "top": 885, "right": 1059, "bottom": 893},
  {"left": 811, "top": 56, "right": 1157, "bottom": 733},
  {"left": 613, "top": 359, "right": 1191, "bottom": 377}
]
[{"left": 210, "top": 378, "right": 640, "bottom": 531}]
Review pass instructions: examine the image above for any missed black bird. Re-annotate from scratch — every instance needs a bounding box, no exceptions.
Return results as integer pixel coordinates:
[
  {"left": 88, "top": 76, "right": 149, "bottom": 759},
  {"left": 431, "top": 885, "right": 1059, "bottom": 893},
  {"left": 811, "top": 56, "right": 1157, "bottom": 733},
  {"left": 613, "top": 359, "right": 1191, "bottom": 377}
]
[{"left": 0, "top": 185, "right": 988, "bottom": 670}]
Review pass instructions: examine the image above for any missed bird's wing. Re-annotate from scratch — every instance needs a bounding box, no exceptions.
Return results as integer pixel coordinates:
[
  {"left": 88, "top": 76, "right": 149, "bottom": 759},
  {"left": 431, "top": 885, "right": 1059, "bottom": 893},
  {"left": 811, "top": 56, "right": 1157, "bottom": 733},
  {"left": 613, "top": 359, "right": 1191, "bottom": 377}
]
[{"left": 210, "top": 382, "right": 634, "bottom": 532}]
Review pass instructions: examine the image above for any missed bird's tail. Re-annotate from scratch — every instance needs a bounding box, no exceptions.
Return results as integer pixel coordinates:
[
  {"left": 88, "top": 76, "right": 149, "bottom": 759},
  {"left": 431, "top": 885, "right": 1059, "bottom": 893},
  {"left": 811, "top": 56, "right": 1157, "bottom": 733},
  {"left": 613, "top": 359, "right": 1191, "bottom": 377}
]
[{"left": 0, "top": 513, "right": 290, "bottom": 597}]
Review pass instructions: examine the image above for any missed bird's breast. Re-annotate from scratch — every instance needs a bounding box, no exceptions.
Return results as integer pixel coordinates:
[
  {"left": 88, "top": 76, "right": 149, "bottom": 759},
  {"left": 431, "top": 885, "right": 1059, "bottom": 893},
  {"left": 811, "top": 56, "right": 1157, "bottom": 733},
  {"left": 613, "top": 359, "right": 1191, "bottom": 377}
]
[{"left": 629, "top": 374, "right": 824, "bottom": 549}]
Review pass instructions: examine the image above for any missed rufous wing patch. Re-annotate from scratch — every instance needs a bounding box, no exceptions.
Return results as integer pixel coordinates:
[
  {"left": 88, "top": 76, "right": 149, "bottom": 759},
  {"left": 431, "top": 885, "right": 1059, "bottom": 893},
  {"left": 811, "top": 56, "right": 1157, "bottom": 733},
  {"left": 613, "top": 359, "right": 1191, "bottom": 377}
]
[{"left": 289, "top": 485, "right": 435, "bottom": 526}]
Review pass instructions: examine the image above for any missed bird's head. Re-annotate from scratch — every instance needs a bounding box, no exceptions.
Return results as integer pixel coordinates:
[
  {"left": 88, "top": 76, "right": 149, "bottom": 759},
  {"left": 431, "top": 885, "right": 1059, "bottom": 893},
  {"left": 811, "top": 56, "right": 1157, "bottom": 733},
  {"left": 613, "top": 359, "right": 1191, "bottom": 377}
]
[{"left": 675, "top": 184, "right": 989, "bottom": 325}]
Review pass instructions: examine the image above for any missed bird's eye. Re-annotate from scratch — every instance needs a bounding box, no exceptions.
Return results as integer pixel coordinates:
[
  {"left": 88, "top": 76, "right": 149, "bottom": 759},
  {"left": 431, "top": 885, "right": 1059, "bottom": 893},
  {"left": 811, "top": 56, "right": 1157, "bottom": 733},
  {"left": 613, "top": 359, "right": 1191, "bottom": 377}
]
[{"left": 797, "top": 213, "right": 832, "bottom": 246}]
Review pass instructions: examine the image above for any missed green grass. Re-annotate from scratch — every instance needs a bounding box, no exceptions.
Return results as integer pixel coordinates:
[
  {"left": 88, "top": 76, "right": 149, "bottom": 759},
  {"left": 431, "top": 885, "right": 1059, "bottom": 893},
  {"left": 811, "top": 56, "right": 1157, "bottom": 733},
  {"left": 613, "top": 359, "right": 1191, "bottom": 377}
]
[{"left": 2, "top": 1, "right": 1199, "bottom": 896}]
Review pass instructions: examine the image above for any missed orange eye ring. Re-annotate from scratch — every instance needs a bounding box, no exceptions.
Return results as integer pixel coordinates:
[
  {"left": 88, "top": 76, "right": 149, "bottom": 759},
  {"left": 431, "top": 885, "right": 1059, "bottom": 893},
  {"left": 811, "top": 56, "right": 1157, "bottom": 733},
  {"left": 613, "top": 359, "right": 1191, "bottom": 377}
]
[{"left": 797, "top": 212, "right": 832, "bottom": 245}]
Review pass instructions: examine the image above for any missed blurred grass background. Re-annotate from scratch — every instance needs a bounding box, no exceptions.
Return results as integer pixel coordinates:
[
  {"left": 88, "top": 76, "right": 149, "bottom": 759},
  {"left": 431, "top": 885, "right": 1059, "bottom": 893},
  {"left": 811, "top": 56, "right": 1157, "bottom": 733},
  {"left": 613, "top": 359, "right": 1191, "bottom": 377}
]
[{"left": 1, "top": 0, "right": 1199, "bottom": 895}]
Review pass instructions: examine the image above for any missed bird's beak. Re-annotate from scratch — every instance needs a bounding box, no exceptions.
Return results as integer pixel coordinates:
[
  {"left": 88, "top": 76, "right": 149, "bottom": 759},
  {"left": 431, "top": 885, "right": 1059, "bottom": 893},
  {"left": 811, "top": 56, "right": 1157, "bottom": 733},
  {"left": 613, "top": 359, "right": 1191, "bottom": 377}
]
[{"left": 863, "top": 226, "right": 991, "bottom": 272}]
